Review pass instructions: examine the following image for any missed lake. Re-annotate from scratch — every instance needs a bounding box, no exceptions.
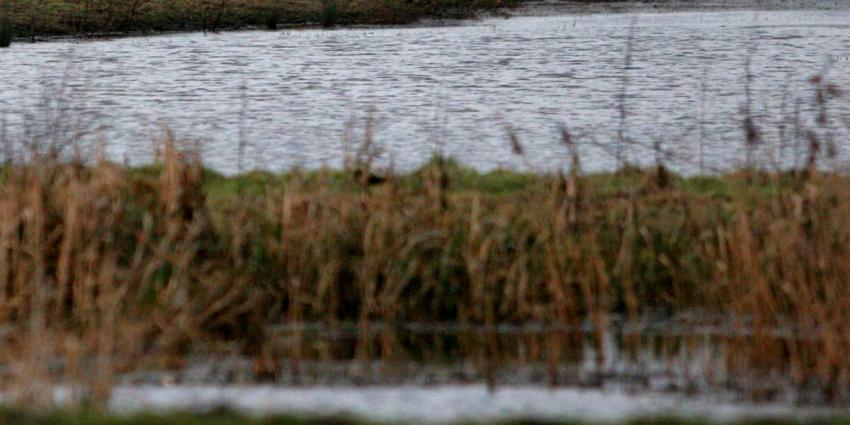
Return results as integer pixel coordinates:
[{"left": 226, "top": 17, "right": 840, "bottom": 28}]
[{"left": 1, "top": 4, "right": 849, "bottom": 174}]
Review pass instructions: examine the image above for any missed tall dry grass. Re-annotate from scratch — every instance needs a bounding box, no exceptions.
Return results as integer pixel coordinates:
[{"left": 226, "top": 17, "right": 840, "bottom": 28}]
[{"left": 0, "top": 129, "right": 848, "bottom": 403}]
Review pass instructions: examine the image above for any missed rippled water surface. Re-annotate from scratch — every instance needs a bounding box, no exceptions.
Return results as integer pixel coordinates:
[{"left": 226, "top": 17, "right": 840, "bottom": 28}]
[{"left": 2, "top": 8, "right": 850, "bottom": 173}]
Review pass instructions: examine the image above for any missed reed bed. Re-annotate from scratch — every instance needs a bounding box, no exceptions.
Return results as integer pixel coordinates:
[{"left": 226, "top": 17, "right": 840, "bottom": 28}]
[{"left": 0, "top": 123, "right": 847, "bottom": 404}]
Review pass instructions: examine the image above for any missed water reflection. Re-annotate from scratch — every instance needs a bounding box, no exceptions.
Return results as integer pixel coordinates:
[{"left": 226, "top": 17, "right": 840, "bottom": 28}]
[{"left": 115, "top": 319, "right": 847, "bottom": 404}]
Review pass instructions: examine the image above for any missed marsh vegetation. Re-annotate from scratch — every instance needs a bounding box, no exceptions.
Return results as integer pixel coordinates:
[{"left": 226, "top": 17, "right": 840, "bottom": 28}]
[
  {"left": 0, "top": 0, "right": 511, "bottom": 41},
  {"left": 0, "top": 0, "right": 12, "bottom": 46},
  {"left": 1, "top": 2, "right": 850, "bottom": 423},
  {"left": 1, "top": 108, "right": 850, "bottom": 405}
]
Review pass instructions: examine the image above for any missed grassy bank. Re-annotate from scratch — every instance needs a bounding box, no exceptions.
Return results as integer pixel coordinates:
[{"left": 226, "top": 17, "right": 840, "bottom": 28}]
[
  {"left": 0, "top": 132, "right": 848, "bottom": 402},
  {"left": 0, "top": 0, "right": 512, "bottom": 41},
  {"left": 4, "top": 408, "right": 850, "bottom": 425}
]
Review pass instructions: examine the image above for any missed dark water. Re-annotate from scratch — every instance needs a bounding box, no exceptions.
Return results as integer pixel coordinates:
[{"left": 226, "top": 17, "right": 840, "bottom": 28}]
[
  {"left": 91, "top": 318, "right": 850, "bottom": 421},
  {"left": 110, "top": 319, "right": 828, "bottom": 403},
  {"left": 2, "top": 8, "right": 850, "bottom": 174},
  {"left": 0, "top": 313, "right": 828, "bottom": 420}
]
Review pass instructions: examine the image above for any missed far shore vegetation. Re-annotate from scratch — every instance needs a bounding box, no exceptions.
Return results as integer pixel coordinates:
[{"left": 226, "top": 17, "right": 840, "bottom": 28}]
[{"left": 0, "top": 0, "right": 514, "bottom": 44}]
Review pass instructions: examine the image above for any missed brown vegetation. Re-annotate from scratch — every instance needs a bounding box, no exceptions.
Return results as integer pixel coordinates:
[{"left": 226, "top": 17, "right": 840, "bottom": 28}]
[
  {"left": 2, "top": 0, "right": 511, "bottom": 38},
  {"left": 0, "top": 127, "right": 847, "bottom": 404}
]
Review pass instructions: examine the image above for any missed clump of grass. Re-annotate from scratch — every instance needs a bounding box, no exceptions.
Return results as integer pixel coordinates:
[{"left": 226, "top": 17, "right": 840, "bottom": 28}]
[
  {"left": 264, "top": 10, "right": 280, "bottom": 30},
  {"left": 1, "top": 142, "right": 850, "bottom": 403},
  {"left": 0, "top": 7, "right": 12, "bottom": 48},
  {"left": 319, "top": 0, "right": 340, "bottom": 27},
  {"left": 0, "top": 26, "right": 10, "bottom": 48}
]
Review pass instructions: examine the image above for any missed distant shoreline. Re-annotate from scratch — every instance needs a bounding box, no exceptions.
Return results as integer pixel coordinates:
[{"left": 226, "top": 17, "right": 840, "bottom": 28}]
[
  {"left": 508, "top": 0, "right": 850, "bottom": 16},
  {"left": 5, "top": 0, "right": 849, "bottom": 44},
  {"left": 3, "top": 0, "right": 517, "bottom": 43}
]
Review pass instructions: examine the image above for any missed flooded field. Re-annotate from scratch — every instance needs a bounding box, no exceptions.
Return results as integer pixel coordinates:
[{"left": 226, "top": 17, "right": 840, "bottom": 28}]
[
  {"left": 101, "top": 385, "right": 849, "bottom": 423},
  {"left": 3, "top": 2, "right": 850, "bottom": 423},
  {"left": 72, "top": 319, "right": 850, "bottom": 422},
  {"left": 108, "top": 319, "right": 838, "bottom": 397},
  {"left": 1, "top": 7, "right": 849, "bottom": 174}
]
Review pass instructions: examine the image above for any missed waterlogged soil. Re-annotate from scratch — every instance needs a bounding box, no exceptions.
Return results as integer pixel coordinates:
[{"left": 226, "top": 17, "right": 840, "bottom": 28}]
[
  {"left": 56, "top": 320, "right": 849, "bottom": 423},
  {"left": 112, "top": 320, "right": 820, "bottom": 400},
  {"left": 1, "top": 6, "right": 850, "bottom": 174},
  {"left": 2, "top": 319, "right": 847, "bottom": 422}
]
